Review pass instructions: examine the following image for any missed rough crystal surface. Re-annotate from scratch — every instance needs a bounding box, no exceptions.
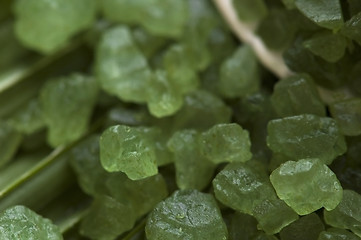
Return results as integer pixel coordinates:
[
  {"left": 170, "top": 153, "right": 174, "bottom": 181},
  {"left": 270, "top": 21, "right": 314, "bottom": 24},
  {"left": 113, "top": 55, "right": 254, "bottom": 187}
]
[
  {"left": 100, "top": 125, "right": 158, "bottom": 180},
  {"left": 200, "top": 123, "right": 252, "bottom": 164},
  {"left": 0, "top": 205, "right": 62, "bottom": 240},
  {"left": 267, "top": 114, "right": 346, "bottom": 165},
  {"left": 279, "top": 213, "right": 325, "bottom": 240},
  {"left": 252, "top": 199, "right": 299, "bottom": 234},
  {"left": 40, "top": 73, "right": 98, "bottom": 147},
  {"left": 80, "top": 195, "right": 136, "bottom": 240},
  {"left": 14, "top": 0, "right": 96, "bottom": 53},
  {"left": 167, "top": 129, "right": 215, "bottom": 190},
  {"left": 294, "top": 0, "right": 343, "bottom": 30},
  {"left": 219, "top": 45, "right": 260, "bottom": 98},
  {"left": 270, "top": 74, "right": 325, "bottom": 117},
  {"left": 213, "top": 162, "right": 277, "bottom": 214},
  {"left": 318, "top": 228, "right": 361, "bottom": 240},
  {"left": 324, "top": 190, "right": 361, "bottom": 238},
  {"left": 145, "top": 189, "right": 228, "bottom": 240},
  {"left": 96, "top": 26, "right": 152, "bottom": 103},
  {"left": 270, "top": 159, "right": 343, "bottom": 215}
]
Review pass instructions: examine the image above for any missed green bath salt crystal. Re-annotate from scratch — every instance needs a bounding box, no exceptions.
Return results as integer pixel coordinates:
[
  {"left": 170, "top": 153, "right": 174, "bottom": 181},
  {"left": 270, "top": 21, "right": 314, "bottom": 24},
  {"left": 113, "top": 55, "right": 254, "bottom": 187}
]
[
  {"left": 80, "top": 195, "right": 136, "bottom": 240},
  {"left": 167, "top": 129, "right": 215, "bottom": 190},
  {"left": 96, "top": 26, "right": 152, "bottom": 103},
  {"left": 100, "top": 125, "right": 158, "bottom": 180},
  {"left": 40, "top": 74, "right": 98, "bottom": 147},
  {"left": 213, "top": 162, "right": 277, "bottom": 215},
  {"left": 252, "top": 199, "right": 299, "bottom": 234},
  {"left": 145, "top": 190, "right": 228, "bottom": 240},
  {"left": 279, "top": 213, "right": 325, "bottom": 240},
  {"left": 0, "top": 205, "right": 62, "bottom": 240},
  {"left": 329, "top": 98, "right": 361, "bottom": 136},
  {"left": 267, "top": 114, "right": 346, "bottom": 165},
  {"left": 270, "top": 159, "right": 343, "bottom": 215},
  {"left": 14, "top": 0, "right": 96, "bottom": 53},
  {"left": 219, "top": 45, "right": 260, "bottom": 98},
  {"left": 200, "top": 123, "right": 252, "bottom": 164},
  {"left": 324, "top": 190, "right": 361, "bottom": 238},
  {"left": 318, "top": 228, "right": 361, "bottom": 240},
  {"left": 270, "top": 74, "right": 325, "bottom": 117}
]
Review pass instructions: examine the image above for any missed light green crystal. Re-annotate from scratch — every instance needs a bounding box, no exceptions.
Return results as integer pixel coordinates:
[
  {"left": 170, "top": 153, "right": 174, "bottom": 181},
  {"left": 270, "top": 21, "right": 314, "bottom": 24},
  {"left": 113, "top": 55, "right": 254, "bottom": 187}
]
[
  {"left": 145, "top": 190, "right": 228, "bottom": 240},
  {"left": 279, "top": 213, "right": 325, "bottom": 240},
  {"left": 252, "top": 199, "right": 299, "bottom": 234},
  {"left": 106, "top": 173, "right": 168, "bottom": 217},
  {"left": 219, "top": 45, "right": 260, "bottom": 98},
  {"left": 303, "top": 32, "right": 347, "bottom": 63},
  {"left": 318, "top": 228, "right": 361, "bottom": 240},
  {"left": 329, "top": 98, "right": 361, "bottom": 136},
  {"left": 172, "top": 90, "right": 232, "bottom": 131},
  {"left": 270, "top": 159, "right": 343, "bottom": 215},
  {"left": 96, "top": 26, "right": 152, "bottom": 103},
  {"left": 80, "top": 195, "right": 136, "bottom": 240},
  {"left": 232, "top": 0, "right": 268, "bottom": 22},
  {"left": 324, "top": 190, "right": 361, "bottom": 237},
  {"left": 200, "top": 123, "right": 252, "bottom": 164},
  {"left": 0, "top": 205, "right": 62, "bottom": 240},
  {"left": 294, "top": 0, "right": 343, "bottom": 30},
  {"left": 100, "top": 125, "right": 158, "bottom": 180},
  {"left": 146, "top": 70, "right": 183, "bottom": 118},
  {"left": 40, "top": 74, "right": 98, "bottom": 147},
  {"left": 270, "top": 74, "right": 325, "bottom": 117},
  {"left": 101, "top": 0, "right": 188, "bottom": 38},
  {"left": 8, "top": 98, "right": 45, "bottom": 135},
  {"left": 267, "top": 114, "right": 346, "bottom": 165},
  {"left": 212, "top": 162, "right": 277, "bottom": 215},
  {"left": 0, "top": 121, "right": 22, "bottom": 168},
  {"left": 14, "top": 0, "right": 96, "bottom": 53},
  {"left": 167, "top": 129, "right": 215, "bottom": 190}
]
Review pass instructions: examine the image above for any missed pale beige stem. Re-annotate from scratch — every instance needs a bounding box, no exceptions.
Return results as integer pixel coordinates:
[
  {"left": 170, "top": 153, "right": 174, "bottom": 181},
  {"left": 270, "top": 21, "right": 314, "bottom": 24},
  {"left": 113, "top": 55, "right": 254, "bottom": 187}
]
[{"left": 213, "top": 0, "right": 292, "bottom": 78}]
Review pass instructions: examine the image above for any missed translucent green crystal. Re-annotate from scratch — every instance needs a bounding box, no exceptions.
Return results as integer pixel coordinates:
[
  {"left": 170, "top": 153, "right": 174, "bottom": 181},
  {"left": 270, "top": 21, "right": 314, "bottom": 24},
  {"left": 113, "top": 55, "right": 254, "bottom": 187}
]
[
  {"left": 40, "top": 74, "right": 98, "bottom": 147},
  {"left": 303, "top": 32, "right": 347, "bottom": 63},
  {"left": 267, "top": 114, "right": 347, "bottom": 165},
  {"left": 232, "top": 0, "right": 268, "bottom": 22},
  {"left": 257, "top": 8, "right": 297, "bottom": 50},
  {"left": 228, "top": 212, "right": 260, "bottom": 240},
  {"left": 200, "top": 123, "right": 252, "bottom": 164},
  {"left": 167, "top": 129, "right": 215, "bottom": 190},
  {"left": 279, "top": 213, "right": 324, "bottom": 240},
  {"left": 324, "top": 190, "right": 361, "bottom": 237},
  {"left": 145, "top": 189, "right": 228, "bottom": 240},
  {"left": 162, "top": 44, "right": 199, "bottom": 95},
  {"left": 271, "top": 74, "right": 325, "bottom": 117},
  {"left": 96, "top": 26, "right": 152, "bottom": 103},
  {"left": 80, "top": 195, "right": 136, "bottom": 240},
  {"left": 101, "top": 0, "right": 188, "bottom": 38},
  {"left": 106, "top": 173, "right": 168, "bottom": 217},
  {"left": 8, "top": 98, "right": 44, "bottom": 135},
  {"left": 99, "top": 125, "right": 158, "bottom": 180},
  {"left": 0, "top": 121, "right": 22, "bottom": 168},
  {"left": 146, "top": 70, "right": 183, "bottom": 118},
  {"left": 318, "top": 228, "right": 361, "bottom": 240},
  {"left": 69, "top": 135, "right": 109, "bottom": 196},
  {"left": 341, "top": 12, "right": 361, "bottom": 46},
  {"left": 0, "top": 205, "right": 62, "bottom": 239},
  {"left": 172, "top": 90, "right": 232, "bottom": 131},
  {"left": 14, "top": 0, "right": 96, "bottom": 53},
  {"left": 329, "top": 98, "right": 361, "bottom": 136},
  {"left": 252, "top": 199, "right": 299, "bottom": 234},
  {"left": 219, "top": 45, "right": 260, "bottom": 98},
  {"left": 132, "top": 27, "right": 168, "bottom": 58},
  {"left": 294, "top": 0, "right": 343, "bottom": 30},
  {"left": 213, "top": 162, "right": 277, "bottom": 215},
  {"left": 270, "top": 159, "right": 343, "bottom": 215}
]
